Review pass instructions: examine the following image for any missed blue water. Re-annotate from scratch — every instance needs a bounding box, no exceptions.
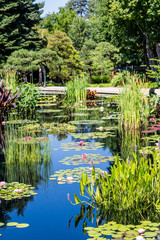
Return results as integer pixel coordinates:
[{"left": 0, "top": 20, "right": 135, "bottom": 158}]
[{"left": 0, "top": 99, "right": 118, "bottom": 240}]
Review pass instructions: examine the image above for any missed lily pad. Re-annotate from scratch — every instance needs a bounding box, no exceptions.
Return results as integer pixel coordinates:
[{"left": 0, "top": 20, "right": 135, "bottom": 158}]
[
  {"left": 70, "top": 132, "right": 116, "bottom": 140},
  {"left": 49, "top": 167, "right": 104, "bottom": 184},
  {"left": 60, "top": 142, "right": 104, "bottom": 151},
  {"left": 0, "top": 181, "right": 37, "bottom": 201},
  {"left": 7, "top": 222, "right": 18, "bottom": 226},
  {"left": 16, "top": 223, "right": 29, "bottom": 228},
  {"left": 59, "top": 154, "right": 114, "bottom": 165}
]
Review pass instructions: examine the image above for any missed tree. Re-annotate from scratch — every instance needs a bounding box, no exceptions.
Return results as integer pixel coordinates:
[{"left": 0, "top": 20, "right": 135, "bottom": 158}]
[
  {"left": 0, "top": 0, "right": 44, "bottom": 64},
  {"left": 109, "top": 0, "right": 160, "bottom": 67},
  {"left": 47, "top": 30, "right": 83, "bottom": 83},
  {"left": 81, "top": 39, "right": 97, "bottom": 83},
  {"left": 6, "top": 48, "right": 59, "bottom": 85},
  {"left": 92, "top": 42, "right": 119, "bottom": 83},
  {"left": 40, "top": 7, "right": 77, "bottom": 34},
  {"left": 68, "top": 16, "right": 87, "bottom": 51},
  {"left": 66, "top": 0, "right": 90, "bottom": 17}
]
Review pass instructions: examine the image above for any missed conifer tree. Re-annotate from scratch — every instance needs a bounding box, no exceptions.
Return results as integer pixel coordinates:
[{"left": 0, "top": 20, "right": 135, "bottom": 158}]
[{"left": 0, "top": 0, "right": 44, "bottom": 64}]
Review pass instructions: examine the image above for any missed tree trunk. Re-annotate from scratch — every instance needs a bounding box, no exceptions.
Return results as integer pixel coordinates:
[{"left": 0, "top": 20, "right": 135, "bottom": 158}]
[
  {"left": 156, "top": 43, "right": 160, "bottom": 60},
  {"left": 89, "top": 69, "right": 92, "bottom": 84},
  {"left": 23, "top": 75, "right": 27, "bottom": 84},
  {"left": 39, "top": 67, "right": 43, "bottom": 86}
]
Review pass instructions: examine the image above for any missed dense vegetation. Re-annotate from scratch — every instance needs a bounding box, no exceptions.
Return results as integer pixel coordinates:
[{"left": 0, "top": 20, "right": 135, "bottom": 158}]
[{"left": 0, "top": 0, "right": 160, "bottom": 85}]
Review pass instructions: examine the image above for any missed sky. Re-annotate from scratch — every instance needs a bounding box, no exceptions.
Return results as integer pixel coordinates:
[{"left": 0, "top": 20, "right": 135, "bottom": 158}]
[{"left": 36, "top": 0, "right": 69, "bottom": 16}]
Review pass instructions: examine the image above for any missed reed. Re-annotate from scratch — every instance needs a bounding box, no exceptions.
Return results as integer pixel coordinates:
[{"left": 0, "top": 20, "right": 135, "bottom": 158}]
[
  {"left": 74, "top": 152, "right": 160, "bottom": 217},
  {"left": 4, "top": 125, "right": 51, "bottom": 186},
  {"left": 119, "top": 77, "right": 149, "bottom": 129},
  {"left": 65, "top": 76, "right": 88, "bottom": 107},
  {"left": 0, "top": 69, "right": 17, "bottom": 91}
]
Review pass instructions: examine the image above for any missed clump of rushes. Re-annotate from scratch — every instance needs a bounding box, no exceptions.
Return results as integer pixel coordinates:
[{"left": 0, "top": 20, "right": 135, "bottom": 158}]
[
  {"left": 65, "top": 76, "right": 88, "bottom": 107},
  {"left": 72, "top": 152, "right": 160, "bottom": 217},
  {"left": 119, "top": 78, "right": 149, "bottom": 129}
]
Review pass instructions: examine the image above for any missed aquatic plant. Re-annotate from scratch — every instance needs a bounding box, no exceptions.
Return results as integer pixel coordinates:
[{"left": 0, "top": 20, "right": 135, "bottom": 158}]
[
  {"left": 0, "top": 81, "right": 21, "bottom": 122},
  {"left": 60, "top": 142, "right": 104, "bottom": 151},
  {"left": 0, "top": 181, "right": 37, "bottom": 200},
  {"left": 59, "top": 153, "right": 114, "bottom": 165},
  {"left": 72, "top": 153, "right": 160, "bottom": 218},
  {"left": 119, "top": 79, "right": 149, "bottom": 129},
  {"left": 49, "top": 167, "right": 104, "bottom": 184},
  {"left": 0, "top": 68, "right": 18, "bottom": 91},
  {"left": 65, "top": 76, "right": 88, "bottom": 107},
  {"left": 69, "top": 120, "right": 105, "bottom": 125},
  {"left": 84, "top": 221, "right": 159, "bottom": 239},
  {"left": 70, "top": 131, "right": 115, "bottom": 140},
  {"left": 15, "top": 84, "right": 40, "bottom": 114},
  {"left": 43, "top": 122, "right": 77, "bottom": 134}
]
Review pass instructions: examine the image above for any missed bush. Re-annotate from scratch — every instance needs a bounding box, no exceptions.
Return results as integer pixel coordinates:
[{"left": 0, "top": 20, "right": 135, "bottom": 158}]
[
  {"left": 15, "top": 84, "right": 40, "bottom": 114},
  {"left": 112, "top": 70, "right": 145, "bottom": 86},
  {"left": 92, "top": 75, "right": 111, "bottom": 84}
]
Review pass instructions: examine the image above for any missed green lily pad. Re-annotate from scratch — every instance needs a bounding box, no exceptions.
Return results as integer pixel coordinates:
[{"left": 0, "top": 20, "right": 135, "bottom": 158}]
[
  {"left": 60, "top": 142, "right": 104, "bottom": 151},
  {"left": 7, "top": 222, "right": 18, "bottom": 226},
  {"left": 16, "top": 223, "right": 29, "bottom": 228}
]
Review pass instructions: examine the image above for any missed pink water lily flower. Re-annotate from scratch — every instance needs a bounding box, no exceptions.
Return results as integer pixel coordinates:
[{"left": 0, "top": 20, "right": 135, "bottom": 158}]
[
  {"left": 2, "top": 121, "right": 5, "bottom": 126},
  {"left": 150, "top": 117, "right": 155, "bottom": 122},
  {"left": 89, "top": 168, "right": 93, "bottom": 172},
  {"left": 82, "top": 153, "right": 87, "bottom": 158},
  {"left": 78, "top": 141, "right": 84, "bottom": 146},
  {"left": 136, "top": 236, "right": 145, "bottom": 240},
  {"left": 138, "top": 229, "right": 145, "bottom": 234},
  {"left": 28, "top": 136, "right": 31, "bottom": 140},
  {"left": 14, "top": 189, "right": 23, "bottom": 193},
  {"left": 0, "top": 181, "right": 6, "bottom": 187},
  {"left": 67, "top": 177, "right": 74, "bottom": 181}
]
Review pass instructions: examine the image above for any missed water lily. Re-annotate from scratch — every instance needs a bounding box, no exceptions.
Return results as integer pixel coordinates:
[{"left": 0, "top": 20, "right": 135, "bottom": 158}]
[
  {"left": 150, "top": 117, "right": 155, "bottom": 122},
  {"left": 136, "top": 236, "right": 144, "bottom": 240},
  {"left": 0, "top": 181, "right": 5, "bottom": 187},
  {"left": 78, "top": 141, "right": 84, "bottom": 146},
  {"left": 89, "top": 168, "right": 93, "bottom": 172},
  {"left": 67, "top": 177, "right": 74, "bottom": 182},
  {"left": 100, "top": 106, "right": 104, "bottom": 112},
  {"left": 82, "top": 153, "right": 87, "bottom": 158},
  {"left": 1, "top": 121, "right": 5, "bottom": 126},
  {"left": 57, "top": 178, "right": 62, "bottom": 182},
  {"left": 107, "top": 103, "right": 111, "bottom": 107},
  {"left": 14, "top": 189, "right": 23, "bottom": 193},
  {"left": 138, "top": 229, "right": 145, "bottom": 234},
  {"left": 99, "top": 126, "right": 103, "bottom": 131}
]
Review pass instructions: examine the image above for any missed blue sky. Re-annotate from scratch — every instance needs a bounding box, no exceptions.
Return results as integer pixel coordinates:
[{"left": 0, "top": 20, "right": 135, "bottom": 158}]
[{"left": 36, "top": 0, "right": 69, "bottom": 16}]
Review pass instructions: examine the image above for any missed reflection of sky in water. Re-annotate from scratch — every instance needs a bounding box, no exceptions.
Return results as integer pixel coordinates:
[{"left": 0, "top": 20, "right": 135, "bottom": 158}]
[{"left": 0, "top": 101, "right": 117, "bottom": 239}]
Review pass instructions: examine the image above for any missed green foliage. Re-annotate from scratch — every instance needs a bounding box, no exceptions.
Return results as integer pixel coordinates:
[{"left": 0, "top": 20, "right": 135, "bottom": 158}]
[
  {"left": 74, "top": 153, "right": 160, "bottom": 214},
  {"left": 47, "top": 30, "right": 82, "bottom": 83},
  {"left": 92, "top": 75, "right": 111, "bottom": 84},
  {"left": 0, "top": 0, "right": 43, "bottom": 63},
  {"left": 147, "top": 59, "right": 160, "bottom": 84},
  {"left": 41, "top": 7, "right": 77, "bottom": 34},
  {"left": 0, "top": 69, "right": 18, "bottom": 91},
  {"left": 66, "top": 0, "right": 90, "bottom": 17},
  {"left": 15, "top": 84, "right": 40, "bottom": 114},
  {"left": 119, "top": 78, "right": 149, "bottom": 129},
  {"left": 68, "top": 16, "right": 87, "bottom": 51},
  {"left": 65, "top": 76, "right": 88, "bottom": 106}
]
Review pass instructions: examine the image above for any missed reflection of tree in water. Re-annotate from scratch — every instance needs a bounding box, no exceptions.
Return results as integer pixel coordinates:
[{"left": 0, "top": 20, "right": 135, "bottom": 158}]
[
  {"left": 0, "top": 196, "right": 34, "bottom": 225},
  {"left": 69, "top": 203, "right": 160, "bottom": 229}
]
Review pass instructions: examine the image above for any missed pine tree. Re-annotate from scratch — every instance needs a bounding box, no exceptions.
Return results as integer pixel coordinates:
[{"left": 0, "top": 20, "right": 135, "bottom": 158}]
[{"left": 0, "top": 0, "right": 44, "bottom": 64}]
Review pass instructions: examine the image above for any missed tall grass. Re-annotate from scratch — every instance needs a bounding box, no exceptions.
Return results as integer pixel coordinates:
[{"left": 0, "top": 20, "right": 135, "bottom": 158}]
[
  {"left": 65, "top": 76, "right": 88, "bottom": 106},
  {"left": 74, "top": 152, "right": 160, "bottom": 219},
  {"left": 0, "top": 69, "right": 17, "bottom": 91},
  {"left": 119, "top": 78, "right": 149, "bottom": 129}
]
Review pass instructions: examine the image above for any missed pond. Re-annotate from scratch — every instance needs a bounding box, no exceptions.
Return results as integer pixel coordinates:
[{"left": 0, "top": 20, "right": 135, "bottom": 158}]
[{"left": 0, "top": 94, "right": 159, "bottom": 240}]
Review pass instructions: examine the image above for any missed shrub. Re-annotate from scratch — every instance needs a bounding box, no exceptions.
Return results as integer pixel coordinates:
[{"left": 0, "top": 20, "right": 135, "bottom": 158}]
[{"left": 15, "top": 84, "right": 40, "bottom": 114}]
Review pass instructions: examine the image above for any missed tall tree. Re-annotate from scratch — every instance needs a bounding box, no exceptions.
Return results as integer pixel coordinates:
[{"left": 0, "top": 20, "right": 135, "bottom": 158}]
[
  {"left": 40, "top": 7, "right": 77, "bottom": 34},
  {"left": 81, "top": 39, "right": 97, "bottom": 83},
  {"left": 66, "top": 0, "right": 90, "bottom": 17},
  {"left": 68, "top": 16, "right": 87, "bottom": 51},
  {"left": 0, "top": 0, "right": 44, "bottom": 64},
  {"left": 109, "top": 0, "right": 160, "bottom": 67},
  {"left": 47, "top": 30, "right": 82, "bottom": 83}
]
